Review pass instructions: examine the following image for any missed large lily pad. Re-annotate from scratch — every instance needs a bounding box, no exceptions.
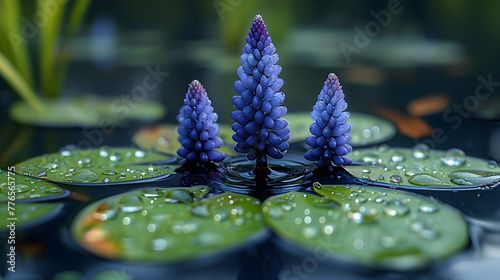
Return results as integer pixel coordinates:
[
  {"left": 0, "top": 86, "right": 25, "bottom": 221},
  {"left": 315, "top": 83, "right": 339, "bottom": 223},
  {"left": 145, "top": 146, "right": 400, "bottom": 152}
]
[
  {"left": 347, "top": 146, "right": 500, "bottom": 187},
  {"left": 0, "top": 169, "right": 68, "bottom": 202},
  {"left": 132, "top": 124, "right": 236, "bottom": 157},
  {"left": 263, "top": 185, "right": 468, "bottom": 271},
  {"left": 0, "top": 202, "right": 64, "bottom": 230},
  {"left": 9, "top": 95, "right": 166, "bottom": 127},
  {"left": 71, "top": 186, "right": 266, "bottom": 262},
  {"left": 286, "top": 112, "right": 395, "bottom": 146},
  {"left": 15, "top": 148, "right": 178, "bottom": 185}
]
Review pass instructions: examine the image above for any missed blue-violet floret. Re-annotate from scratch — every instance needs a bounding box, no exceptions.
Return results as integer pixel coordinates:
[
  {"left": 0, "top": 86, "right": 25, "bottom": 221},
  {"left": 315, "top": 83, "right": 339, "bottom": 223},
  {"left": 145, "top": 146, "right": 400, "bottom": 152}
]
[
  {"left": 177, "top": 80, "right": 226, "bottom": 163},
  {"left": 304, "top": 73, "right": 352, "bottom": 170},
  {"left": 231, "top": 15, "right": 290, "bottom": 162}
]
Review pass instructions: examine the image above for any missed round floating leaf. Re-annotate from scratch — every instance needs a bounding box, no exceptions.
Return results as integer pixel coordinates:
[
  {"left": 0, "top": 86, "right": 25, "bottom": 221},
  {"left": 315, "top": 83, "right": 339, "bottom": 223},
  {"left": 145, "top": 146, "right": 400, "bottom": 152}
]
[
  {"left": 15, "top": 148, "right": 178, "bottom": 185},
  {"left": 263, "top": 185, "right": 469, "bottom": 271},
  {"left": 71, "top": 186, "right": 265, "bottom": 262},
  {"left": 9, "top": 95, "right": 166, "bottom": 127},
  {"left": 287, "top": 112, "right": 395, "bottom": 146},
  {"left": 347, "top": 146, "right": 500, "bottom": 187},
  {"left": 0, "top": 169, "right": 68, "bottom": 202},
  {"left": 132, "top": 124, "right": 236, "bottom": 156},
  {"left": 0, "top": 202, "right": 64, "bottom": 230}
]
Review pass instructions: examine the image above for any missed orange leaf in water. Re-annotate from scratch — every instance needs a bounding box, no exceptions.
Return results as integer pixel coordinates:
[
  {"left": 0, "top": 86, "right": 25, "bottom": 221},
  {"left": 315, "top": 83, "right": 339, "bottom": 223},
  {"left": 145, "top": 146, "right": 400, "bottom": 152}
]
[{"left": 376, "top": 108, "right": 432, "bottom": 139}]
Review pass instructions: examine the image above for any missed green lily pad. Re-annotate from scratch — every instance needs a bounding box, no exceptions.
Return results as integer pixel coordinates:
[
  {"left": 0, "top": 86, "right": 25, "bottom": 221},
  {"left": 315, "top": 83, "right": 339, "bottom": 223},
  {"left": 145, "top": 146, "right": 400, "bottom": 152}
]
[
  {"left": 286, "top": 112, "right": 395, "bottom": 146},
  {"left": 262, "top": 185, "right": 468, "bottom": 271},
  {"left": 9, "top": 94, "right": 166, "bottom": 127},
  {"left": 71, "top": 186, "right": 265, "bottom": 262},
  {"left": 0, "top": 202, "right": 64, "bottom": 230},
  {"left": 0, "top": 168, "right": 68, "bottom": 202},
  {"left": 347, "top": 146, "right": 500, "bottom": 187},
  {"left": 15, "top": 148, "right": 178, "bottom": 185},
  {"left": 132, "top": 124, "right": 236, "bottom": 157}
]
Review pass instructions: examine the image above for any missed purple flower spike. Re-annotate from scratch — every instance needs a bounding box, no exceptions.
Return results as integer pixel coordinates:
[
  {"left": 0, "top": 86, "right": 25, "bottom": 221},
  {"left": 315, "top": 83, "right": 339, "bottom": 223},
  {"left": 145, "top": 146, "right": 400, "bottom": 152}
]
[
  {"left": 177, "top": 80, "right": 226, "bottom": 164},
  {"left": 231, "top": 15, "right": 290, "bottom": 164},
  {"left": 305, "top": 73, "right": 352, "bottom": 171}
]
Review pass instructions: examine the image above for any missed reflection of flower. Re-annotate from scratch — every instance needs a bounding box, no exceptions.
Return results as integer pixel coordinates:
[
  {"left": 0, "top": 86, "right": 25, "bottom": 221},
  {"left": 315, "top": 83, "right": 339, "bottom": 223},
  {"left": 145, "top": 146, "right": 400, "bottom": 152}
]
[
  {"left": 305, "top": 73, "right": 352, "bottom": 171},
  {"left": 231, "top": 15, "right": 290, "bottom": 164},
  {"left": 177, "top": 80, "right": 225, "bottom": 163}
]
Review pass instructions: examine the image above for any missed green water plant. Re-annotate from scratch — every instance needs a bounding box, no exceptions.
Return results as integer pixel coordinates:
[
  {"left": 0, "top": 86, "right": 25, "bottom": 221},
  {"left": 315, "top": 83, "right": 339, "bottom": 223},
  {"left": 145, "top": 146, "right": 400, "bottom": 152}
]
[{"left": 0, "top": 0, "right": 91, "bottom": 110}]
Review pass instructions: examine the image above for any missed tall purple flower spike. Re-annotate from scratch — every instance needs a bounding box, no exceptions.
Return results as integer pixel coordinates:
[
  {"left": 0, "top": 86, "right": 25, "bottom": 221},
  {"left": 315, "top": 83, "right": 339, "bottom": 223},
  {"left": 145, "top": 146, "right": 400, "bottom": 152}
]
[
  {"left": 177, "top": 80, "right": 226, "bottom": 164},
  {"left": 231, "top": 15, "right": 290, "bottom": 166},
  {"left": 305, "top": 73, "right": 352, "bottom": 171}
]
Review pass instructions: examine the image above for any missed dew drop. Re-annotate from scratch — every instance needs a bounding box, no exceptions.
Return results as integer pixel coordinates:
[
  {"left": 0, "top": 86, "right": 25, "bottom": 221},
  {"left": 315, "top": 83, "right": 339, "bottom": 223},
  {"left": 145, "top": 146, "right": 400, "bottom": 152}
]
[
  {"left": 102, "top": 177, "right": 111, "bottom": 183},
  {"left": 323, "top": 225, "right": 335, "bottom": 235},
  {"left": 418, "top": 202, "right": 439, "bottom": 213},
  {"left": 408, "top": 174, "right": 450, "bottom": 186},
  {"left": 60, "top": 150, "right": 71, "bottom": 157},
  {"left": 313, "top": 197, "right": 338, "bottom": 209},
  {"left": 109, "top": 152, "right": 122, "bottom": 162},
  {"left": 118, "top": 195, "right": 144, "bottom": 212},
  {"left": 405, "top": 166, "right": 423, "bottom": 176},
  {"left": 195, "top": 232, "right": 221, "bottom": 246},
  {"left": 410, "top": 221, "right": 440, "bottom": 240},
  {"left": 391, "top": 152, "right": 405, "bottom": 163},
  {"left": 135, "top": 150, "right": 146, "bottom": 158},
  {"left": 151, "top": 238, "right": 168, "bottom": 251},
  {"left": 362, "top": 168, "right": 371, "bottom": 174},
  {"left": 99, "top": 150, "right": 109, "bottom": 157},
  {"left": 102, "top": 169, "right": 118, "bottom": 175},
  {"left": 361, "top": 153, "right": 379, "bottom": 163},
  {"left": 380, "top": 235, "right": 399, "bottom": 248},
  {"left": 389, "top": 174, "right": 403, "bottom": 184},
  {"left": 441, "top": 148, "right": 466, "bottom": 167},
  {"left": 384, "top": 199, "right": 410, "bottom": 217},
  {"left": 378, "top": 175, "right": 385, "bottom": 181},
  {"left": 448, "top": 170, "right": 500, "bottom": 185},
  {"left": 47, "top": 187, "right": 61, "bottom": 193},
  {"left": 140, "top": 188, "right": 165, "bottom": 198},
  {"left": 487, "top": 160, "right": 498, "bottom": 169},
  {"left": 165, "top": 190, "right": 193, "bottom": 204},
  {"left": 268, "top": 207, "right": 284, "bottom": 219},
  {"left": 71, "top": 169, "right": 98, "bottom": 183},
  {"left": 15, "top": 184, "right": 30, "bottom": 193},
  {"left": 191, "top": 204, "right": 210, "bottom": 218},
  {"left": 40, "top": 162, "right": 58, "bottom": 169},
  {"left": 412, "top": 144, "right": 430, "bottom": 159},
  {"left": 301, "top": 227, "right": 319, "bottom": 238},
  {"left": 37, "top": 171, "right": 47, "bottom": 177}
]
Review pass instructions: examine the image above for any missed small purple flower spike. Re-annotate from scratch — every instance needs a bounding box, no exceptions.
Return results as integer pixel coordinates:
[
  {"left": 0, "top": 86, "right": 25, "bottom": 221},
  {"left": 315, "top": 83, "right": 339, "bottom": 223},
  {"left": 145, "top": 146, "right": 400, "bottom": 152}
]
[
  {"left": 231, "top": 15, "right": 290, "bottom": 165},
  {"left": 177, "top": 80, "right": 226, "bottom": 164},
  {"left": 305, "top": 73, "right": 352, "bottom": 171}
]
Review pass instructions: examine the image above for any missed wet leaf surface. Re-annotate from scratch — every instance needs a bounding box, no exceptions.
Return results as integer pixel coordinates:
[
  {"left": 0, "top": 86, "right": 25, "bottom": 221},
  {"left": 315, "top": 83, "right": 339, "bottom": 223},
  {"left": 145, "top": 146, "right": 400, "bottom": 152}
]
[
  {"left": 132, "top": 124, "right": 236, "bottom": 157},
  {"left": 9, "top": 95, "right": 166, "bottom": 127},
  {"left": 0, "top": 202, "right": 64, "bottom": 230},
  {"left": 15, "top": 148, "right": 178, "bottom": 185},
  {"left": 347, "top": 146, "right": 500, "bottom": 187},
  {"left": 262, "top": 185, "right": 469, "bottom": 271},
  {"left": 71, "top": 186, "right": 265, "bottom": 262},
  {"left": 286, "top": 112, "right": 396, "bottom": 146},
  {"left": 0, "top": 168, "right": 68, "bottom": 202}
]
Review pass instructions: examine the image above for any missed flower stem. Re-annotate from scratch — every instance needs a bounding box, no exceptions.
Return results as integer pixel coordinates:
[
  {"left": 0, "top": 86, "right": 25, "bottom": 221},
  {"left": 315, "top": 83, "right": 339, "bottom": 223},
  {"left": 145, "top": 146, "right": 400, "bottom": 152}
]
[{"left": 254, "top": 153, "right": 269, "bottom": 188}]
